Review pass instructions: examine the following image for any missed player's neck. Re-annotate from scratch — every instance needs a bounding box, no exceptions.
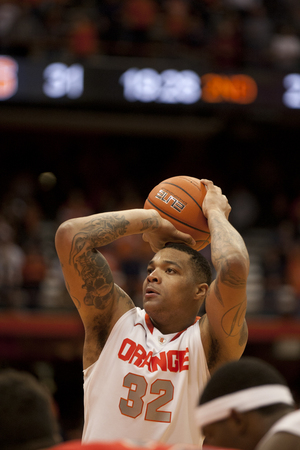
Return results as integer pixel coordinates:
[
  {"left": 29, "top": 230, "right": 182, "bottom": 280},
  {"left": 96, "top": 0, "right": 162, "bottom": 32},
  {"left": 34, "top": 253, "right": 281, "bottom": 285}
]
[{"left": 149, "top": 314, "right": 197, "bottom": 335}]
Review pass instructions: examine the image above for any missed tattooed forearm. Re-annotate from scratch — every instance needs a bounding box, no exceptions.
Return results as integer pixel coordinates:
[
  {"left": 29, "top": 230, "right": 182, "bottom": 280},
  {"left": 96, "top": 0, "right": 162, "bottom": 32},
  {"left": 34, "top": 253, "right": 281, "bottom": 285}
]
[
  {"left": 69, "top": 214, "right": 130, "bottom": 267},
  {"left": 63, "top": 214, "right": 134, "bottom": 311},
  {"left": 140, "top": 216, "right": 159, "bottom": 232},
  {"left": 79, "top": 250, "right": 114, "bottom": 310},
  {"left": 209, "top": 215, "right": 249, "bottom": 275}
]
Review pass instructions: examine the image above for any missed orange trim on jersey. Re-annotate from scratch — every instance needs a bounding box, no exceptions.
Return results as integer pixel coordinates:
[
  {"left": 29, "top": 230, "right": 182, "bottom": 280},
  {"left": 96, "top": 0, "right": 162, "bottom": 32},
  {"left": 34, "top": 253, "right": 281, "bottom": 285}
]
[
  {"left": 145, "top": 314, "right": 154, "bottom": 334},
  {"left": 170, "top": 316, "right": 201, "bottom": 342},
  {"left": 134, "top": 322, "right": 146, "bottom": 332},
  {"left": 145, "top": 314, "right": 200, "bottom": 340}
]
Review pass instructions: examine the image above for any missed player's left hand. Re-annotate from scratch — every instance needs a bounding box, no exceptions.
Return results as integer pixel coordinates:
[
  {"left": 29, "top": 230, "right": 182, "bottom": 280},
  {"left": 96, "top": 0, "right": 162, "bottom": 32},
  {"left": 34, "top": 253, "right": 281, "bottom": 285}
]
[{"left": 200, "top": 179, "right": 231, "bottom": 220}]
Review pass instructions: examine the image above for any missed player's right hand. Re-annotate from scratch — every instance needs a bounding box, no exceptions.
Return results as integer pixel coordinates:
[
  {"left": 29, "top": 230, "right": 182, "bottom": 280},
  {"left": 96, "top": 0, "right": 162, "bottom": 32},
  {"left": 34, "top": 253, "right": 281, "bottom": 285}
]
[{"left": 142, "top": 213, "right": 196, "bottom": 253}]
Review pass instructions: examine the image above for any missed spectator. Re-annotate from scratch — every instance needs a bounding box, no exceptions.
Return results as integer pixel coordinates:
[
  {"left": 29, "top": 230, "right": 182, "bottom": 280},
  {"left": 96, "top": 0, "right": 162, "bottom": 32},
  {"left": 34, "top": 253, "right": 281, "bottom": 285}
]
[
  {"left": 120, "top": 0, "right": 158, "bottom": 56},
  {"left": 0, "top": 368, "right": 62, "bottom": 449},
  {"left": 163, "top": 0, "right": 191, "bottom": 51},
  {"left": 196, "top": 357, "right": 300, "bottom": 450},
  {"left": 207, "top": 12, "right": 244, "bottom": 69},
  {"left": 67, "top": 10, "right": 100, "bottom": 61},
  {"left": 0, "top": 0, "right": 21, "bottom": 52},
  {"left": 56, "top": 189, "right": 94, "bottom": 224},
  {"left": 97, "top": 0, "right": 123, "bottom": 55},
  {"left": 269, "top": 24, "right": 300, "bottom": 70},
  {"left": 22, "top": 242, "right": 47, "bottom": 309},
  {"left": 0, "top": 216, "right": 25, "bottom": 308},
  {"left": 243, "top": 5, "right": 273, "bottom": 66}
]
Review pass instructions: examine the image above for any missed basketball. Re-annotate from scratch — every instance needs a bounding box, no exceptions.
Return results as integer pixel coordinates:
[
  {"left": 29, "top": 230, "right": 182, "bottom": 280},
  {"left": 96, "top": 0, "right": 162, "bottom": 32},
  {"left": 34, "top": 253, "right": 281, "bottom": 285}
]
[{"left": 144, "top": 175, "right": 211, "bottom": 251}]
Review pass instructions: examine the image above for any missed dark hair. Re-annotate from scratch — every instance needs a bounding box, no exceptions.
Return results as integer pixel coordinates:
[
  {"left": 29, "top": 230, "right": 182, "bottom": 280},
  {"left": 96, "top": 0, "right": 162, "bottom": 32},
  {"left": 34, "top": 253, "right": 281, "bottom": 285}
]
[
  {"left": 0, "top": 369, "right": 61, "bottom": 450},
  {"left": 199, "top": 357, "right": 293, "bottom": 413},
  {"left": 164, "top": 242, "right": 212, "bottom": 285}
]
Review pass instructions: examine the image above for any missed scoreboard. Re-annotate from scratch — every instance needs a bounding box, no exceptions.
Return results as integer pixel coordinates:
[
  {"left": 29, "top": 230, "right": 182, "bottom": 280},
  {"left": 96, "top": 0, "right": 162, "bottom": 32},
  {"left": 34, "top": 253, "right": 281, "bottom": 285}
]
[{"left": 1, "top": 55, "right": 300, "bottom": 113}]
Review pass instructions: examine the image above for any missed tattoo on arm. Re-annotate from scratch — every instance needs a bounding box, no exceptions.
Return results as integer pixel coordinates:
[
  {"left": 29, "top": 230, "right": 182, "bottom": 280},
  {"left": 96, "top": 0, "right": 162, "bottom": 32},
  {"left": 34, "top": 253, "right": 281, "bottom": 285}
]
[
  {"left": 210, "top": 215, "right": 248, "bottom": 283},
  {"left": 140, "top": 217, "right": 159, "bottom": 232},
  {"left": 115, "top": 285, "right": 135, "bottom": 309},
  {"left": 79, "top": 250, "right": 114, "bottom": 310},
  {"left": 69, "top": 214, "right": 130, "bottom": 270},
  {"left": 221, "top": 296, "right": 247, "bottom": 338},
  {"left": 220, "top": 261, "right": 247, "bottom": 288},
  {"left": 214, "top": 281, "right": 224, "bottom": 306},
  {"left": 66, "top": 281, "right": 81, "bottom": 310},
  {"left": 71, "top": 295, "right": 81, "bottom": 310},
  {"left": 68, "top": 214, "right": 131, "bottom": 310}
]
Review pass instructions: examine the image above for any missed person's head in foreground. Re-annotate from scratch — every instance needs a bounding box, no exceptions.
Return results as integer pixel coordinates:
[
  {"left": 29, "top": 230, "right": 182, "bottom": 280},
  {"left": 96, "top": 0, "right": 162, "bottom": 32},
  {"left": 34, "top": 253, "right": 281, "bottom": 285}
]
[
  {"left": 196, "top": 357, "right": 299, "bottom": 450},
  {"left": 0, "top": 368, "right": 61, "bottom": 450}
]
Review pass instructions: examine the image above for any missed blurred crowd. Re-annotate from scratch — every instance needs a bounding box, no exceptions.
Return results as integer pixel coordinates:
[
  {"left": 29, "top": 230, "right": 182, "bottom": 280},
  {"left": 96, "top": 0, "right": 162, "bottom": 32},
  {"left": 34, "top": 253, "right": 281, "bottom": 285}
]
[
  {"left": 1, "top": 164, "right": 300, "bottom": 318},
  {"left": 1, "top": 0, "right": 300, "bottom": 317},
  {"left": 1, "top": 0, "right": 300, "bottom": 71},
  {"left": 0, "top": 171, "right": 154, "bottom": 312}
]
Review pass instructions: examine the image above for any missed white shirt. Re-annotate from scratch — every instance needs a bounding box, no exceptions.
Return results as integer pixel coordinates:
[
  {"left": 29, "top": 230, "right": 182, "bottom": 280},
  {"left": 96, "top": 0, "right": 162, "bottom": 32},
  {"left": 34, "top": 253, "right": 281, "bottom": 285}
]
[
  {"left": 82, "top": 307, "right": 209, "bottom": 446},
  {"left": 256, "top": 409, "right": 300, "bottom": 448}
]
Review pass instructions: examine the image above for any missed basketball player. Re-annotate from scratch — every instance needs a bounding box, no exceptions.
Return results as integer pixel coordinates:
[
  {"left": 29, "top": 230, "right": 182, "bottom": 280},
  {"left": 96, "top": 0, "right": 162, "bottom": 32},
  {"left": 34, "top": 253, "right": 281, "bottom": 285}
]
[
  {"left": 196, "top": 357, "right": 300, "bottom": 450},
  {"left": 55, "top": 179, "right": 250, "bottom": 445},
  {"left": 0, "top": 368, "right": 62, "bottom": 450}
]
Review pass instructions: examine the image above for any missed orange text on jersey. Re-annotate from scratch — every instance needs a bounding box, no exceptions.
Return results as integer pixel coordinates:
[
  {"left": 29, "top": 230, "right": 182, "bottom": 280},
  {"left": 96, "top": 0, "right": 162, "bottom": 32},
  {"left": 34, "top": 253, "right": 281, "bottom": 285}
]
[{"left": 118, "top": 338, "right": 189, "bottom": 372}]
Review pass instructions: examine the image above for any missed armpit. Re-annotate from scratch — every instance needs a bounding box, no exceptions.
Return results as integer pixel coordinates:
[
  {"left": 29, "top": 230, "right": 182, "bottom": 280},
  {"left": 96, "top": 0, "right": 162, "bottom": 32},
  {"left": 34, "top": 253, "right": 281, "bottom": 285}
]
[
  {"left": 200, "top": 315, "right": 221, "bottom": 372},
  {"left": 206, "top": 335, "right": 221, "bottom": 371}
]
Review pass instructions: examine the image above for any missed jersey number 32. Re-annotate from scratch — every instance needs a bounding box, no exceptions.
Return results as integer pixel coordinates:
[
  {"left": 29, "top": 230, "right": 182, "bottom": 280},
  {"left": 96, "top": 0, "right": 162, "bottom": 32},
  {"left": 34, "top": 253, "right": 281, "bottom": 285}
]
[{"left": 119, "top": 373, "right": 174, "bottom": 423}]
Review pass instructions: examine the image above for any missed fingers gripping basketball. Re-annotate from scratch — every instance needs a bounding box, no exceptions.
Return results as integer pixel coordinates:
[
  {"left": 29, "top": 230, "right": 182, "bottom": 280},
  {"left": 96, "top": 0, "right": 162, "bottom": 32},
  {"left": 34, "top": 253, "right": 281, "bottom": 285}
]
[{"left": 144, "top": 176, "right": 211, "bottom": 251}]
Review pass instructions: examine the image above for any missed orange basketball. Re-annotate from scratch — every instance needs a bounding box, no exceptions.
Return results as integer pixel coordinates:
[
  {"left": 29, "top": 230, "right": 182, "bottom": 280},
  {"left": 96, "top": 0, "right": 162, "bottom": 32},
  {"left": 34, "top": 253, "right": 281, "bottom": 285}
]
[{"left": 144, "top": 175, "right": 211, "bottom": 251}]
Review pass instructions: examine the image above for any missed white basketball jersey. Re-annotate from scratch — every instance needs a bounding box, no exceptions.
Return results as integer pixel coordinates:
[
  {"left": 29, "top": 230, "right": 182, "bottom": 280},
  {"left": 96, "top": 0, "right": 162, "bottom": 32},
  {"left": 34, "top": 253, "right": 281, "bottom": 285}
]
[
  {"left": 82, "top": 308, "right": 210, "bottom": 445},
  {"left": 257, "top": 409, "right": 300, "bottom": 448}
]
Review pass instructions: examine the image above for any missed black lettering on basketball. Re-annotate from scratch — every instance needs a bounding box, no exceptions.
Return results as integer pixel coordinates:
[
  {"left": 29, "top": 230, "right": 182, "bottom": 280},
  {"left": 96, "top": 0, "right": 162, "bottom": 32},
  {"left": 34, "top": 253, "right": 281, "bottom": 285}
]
[{"left": 155, "top": 190, "right": 186, "bottom": 213}]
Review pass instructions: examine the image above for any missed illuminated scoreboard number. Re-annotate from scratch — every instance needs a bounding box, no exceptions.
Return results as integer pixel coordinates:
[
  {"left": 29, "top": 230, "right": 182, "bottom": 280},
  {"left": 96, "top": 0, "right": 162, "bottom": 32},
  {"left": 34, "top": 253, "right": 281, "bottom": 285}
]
[
  {"left": 283, "top": 74, "right": 300, "bottom": 109},
  {"left": 119, "top": 68, "right": 258, "bottom": 105},
  {"left": 1, "top": 55, "right": 300, "bottom": 111},
  {"left": 43, "top": 63, "right": 84, "bottom": 99},
  {"left": 200, "top": 73, "right": 258, "bottom": 104},
  {"left": 119, "top": 68, "right": 201, "bottom": 104},
  {"left": 0, "top": 56, "right": 19, "bottom": 100}
]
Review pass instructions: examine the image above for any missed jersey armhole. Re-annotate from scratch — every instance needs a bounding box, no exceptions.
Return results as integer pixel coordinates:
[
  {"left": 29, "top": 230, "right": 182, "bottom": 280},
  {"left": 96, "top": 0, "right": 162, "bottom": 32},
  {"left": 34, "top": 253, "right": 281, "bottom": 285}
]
[{"left": 83, "top": 307, "right": 139, "bottom": 375}]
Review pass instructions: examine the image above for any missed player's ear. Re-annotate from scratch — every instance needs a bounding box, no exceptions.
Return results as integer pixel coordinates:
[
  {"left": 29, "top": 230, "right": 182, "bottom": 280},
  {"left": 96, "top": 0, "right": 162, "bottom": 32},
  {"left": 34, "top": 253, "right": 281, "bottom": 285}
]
[
  {"left": 195, "top": 283, "right": 208, "bottom": 299},
  {"left": 229, "top": 409, "right": 248, "bottom": 435}
]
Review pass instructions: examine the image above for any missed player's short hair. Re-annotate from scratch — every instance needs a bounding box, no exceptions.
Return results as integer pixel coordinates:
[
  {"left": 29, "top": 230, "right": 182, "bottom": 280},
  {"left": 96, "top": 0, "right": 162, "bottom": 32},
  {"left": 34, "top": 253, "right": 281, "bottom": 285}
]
[
  {"left": 164, "top": 242, "right": 212, "bottom": 285},
  {"left": 0, "top": 369, "right": 61, "bottom": 450},
  {"left": 199, "top": 357, "right": 292, "bottom": 415}
]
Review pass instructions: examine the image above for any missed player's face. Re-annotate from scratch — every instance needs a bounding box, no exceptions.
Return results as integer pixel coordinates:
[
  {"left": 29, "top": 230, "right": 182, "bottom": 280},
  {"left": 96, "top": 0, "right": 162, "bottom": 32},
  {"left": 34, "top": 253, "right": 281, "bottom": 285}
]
[
  {"left": 202, "top": 420, "right": 239, "bottom": 449},
  {"left": 202, "top": 412, "right": 265, "bottom": 450},
  {"left": 142, "top": 247, "right": 200, "bottom": 331}
]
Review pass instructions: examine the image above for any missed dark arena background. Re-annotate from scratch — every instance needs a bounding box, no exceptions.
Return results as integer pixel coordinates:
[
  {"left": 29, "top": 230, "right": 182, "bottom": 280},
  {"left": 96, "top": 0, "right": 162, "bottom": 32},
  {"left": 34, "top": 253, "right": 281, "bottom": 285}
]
[{"left": 1, "top": 0, "right": 300, "bottom": 440}]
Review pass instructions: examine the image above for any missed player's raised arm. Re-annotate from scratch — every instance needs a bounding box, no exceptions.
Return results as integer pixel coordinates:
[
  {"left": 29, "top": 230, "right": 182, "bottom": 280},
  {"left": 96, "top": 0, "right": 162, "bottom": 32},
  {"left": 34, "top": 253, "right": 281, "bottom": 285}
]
[
  {"left": 199, "top": 180, "right": 250, "bottom": 372},
  {"left": 55, "top": 208, "right": 194, "bottom": 367}
]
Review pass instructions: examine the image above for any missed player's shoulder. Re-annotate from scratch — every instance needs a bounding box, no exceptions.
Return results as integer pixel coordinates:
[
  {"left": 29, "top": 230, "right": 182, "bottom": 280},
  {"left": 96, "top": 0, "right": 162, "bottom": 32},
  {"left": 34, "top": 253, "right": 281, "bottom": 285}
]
[{"left": 256, "top": 432, "right": 300, "bottom": 450}]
